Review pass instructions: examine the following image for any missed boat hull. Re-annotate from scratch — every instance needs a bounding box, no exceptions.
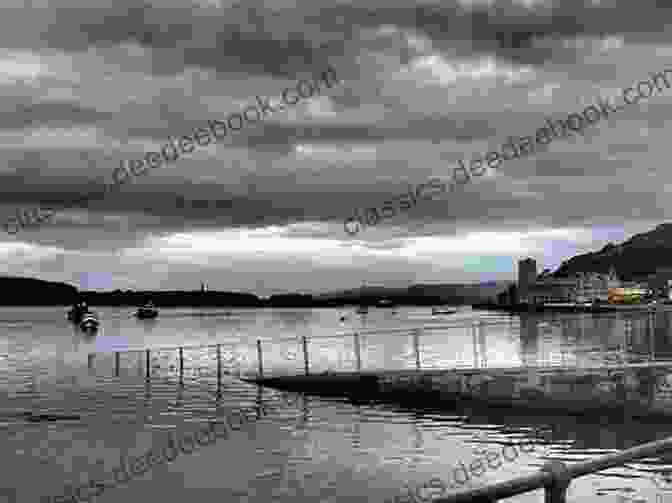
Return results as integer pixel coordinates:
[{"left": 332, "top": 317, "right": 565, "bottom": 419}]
[
  {"left": 68, "top": 310, "right": 85, "bottom": 323},
  {"left": 79, "top": 315, "right": 99, "bottom": 332},
  {"left": 135, "top": 309, "right": 158, "bottom": 319}
]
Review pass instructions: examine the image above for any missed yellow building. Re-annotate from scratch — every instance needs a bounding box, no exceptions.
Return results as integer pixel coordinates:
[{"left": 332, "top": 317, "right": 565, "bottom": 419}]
[{"left": 607, "top": 287, "right": 648, "bottom": 304}]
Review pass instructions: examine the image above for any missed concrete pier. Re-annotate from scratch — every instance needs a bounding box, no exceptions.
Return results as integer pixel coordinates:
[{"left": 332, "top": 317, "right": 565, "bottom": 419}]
[{"left": 244, "top": 362, "right": 672, "bottom": 419}]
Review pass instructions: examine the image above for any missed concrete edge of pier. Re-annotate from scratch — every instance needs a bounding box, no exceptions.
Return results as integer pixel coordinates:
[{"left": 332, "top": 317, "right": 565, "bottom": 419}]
[{"left": 243, "top": 366, "right": 672, "bottom": 421}]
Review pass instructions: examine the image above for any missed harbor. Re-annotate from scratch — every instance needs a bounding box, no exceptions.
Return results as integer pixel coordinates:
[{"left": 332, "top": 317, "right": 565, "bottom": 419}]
[{"left": 77, "top": 305, "right": 672, "bottom": 502}]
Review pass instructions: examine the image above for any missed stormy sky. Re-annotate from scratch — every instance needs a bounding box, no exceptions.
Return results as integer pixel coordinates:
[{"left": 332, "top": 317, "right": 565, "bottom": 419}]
[{"left": 1, "top": 0, "right": 671, "bottom": 295}]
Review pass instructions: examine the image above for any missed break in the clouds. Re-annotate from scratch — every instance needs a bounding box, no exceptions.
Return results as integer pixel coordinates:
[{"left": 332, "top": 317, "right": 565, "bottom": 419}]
[{"left": 1, "top": 0, "right": 672, "bottom": 294}]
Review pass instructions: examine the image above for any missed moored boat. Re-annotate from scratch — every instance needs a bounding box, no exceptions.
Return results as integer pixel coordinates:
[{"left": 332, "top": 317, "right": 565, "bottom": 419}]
[
  {"left": 79, "top": 312, "right": 99, "bottom": 332},
  {"left": 67, "top": 302, "right": 89, "bottom": 323},
  {"left": 432, "top": 307, "right": 457, "bottom": 316},
  {"left": 135, "top": 301, "right": 158, "bottom": 319}
]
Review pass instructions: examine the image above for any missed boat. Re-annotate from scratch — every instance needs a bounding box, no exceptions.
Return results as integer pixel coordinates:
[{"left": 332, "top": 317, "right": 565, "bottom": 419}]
[
  {"left": 79, "top": 312, "right": 99, "bottom": 332},
  {"left": 432, "top": 307, "right": 457, "bottom": 316},
  {"left": 377, "top": 298, "right": 395, "bottom": 308},
  {"left": 135, "top": 301, "right": 158, "bottom": 319},
  {"left": 67, "top": 302, "right": 89, "bottom": 323}
]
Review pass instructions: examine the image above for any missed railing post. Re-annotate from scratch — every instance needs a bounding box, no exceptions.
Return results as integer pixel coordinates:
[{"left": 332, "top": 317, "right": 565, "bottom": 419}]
[
  {"left": 145, "top": 349, "right": 150, "bottom": 380},
  {"left": 257, "top": 339, "right": 264, "bottom": 378},
  {"left": 114, "top": 352, "right": 120, "bottom": 377},
  {"left": 354, "top": 332, "right": 362, "bottom": 373},
  {"left": 178, "top": 347, "right": 184, "bottom": 384},
  {"left": 472, "top": 322, "right": 479, "bottom": 368},
  {"left": 302, "top": 336, "right": 310, "bottom": 376},
  {"left": 217, "top": 344, "right": 222, "bottom": 382},
  {"left": 541, "top": 460, "right": 571, "bottom": 503},
  {"left": 413, "top": 329, "right": 421, "bottom": 370},
  {"left": 478, "top": 320, "right": 487, "bottom": 368}
]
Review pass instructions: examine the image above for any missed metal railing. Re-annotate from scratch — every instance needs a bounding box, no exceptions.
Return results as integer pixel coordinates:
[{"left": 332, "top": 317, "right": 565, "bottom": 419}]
[
  {"left": 82, "top": 317, "right": 672, "bottom": 502},
  {"left": 87, "top": 316, "right": 669, "bottom": 381},
  {"left": 86, "top": 319, "right": 505, "bottom": 378},
  {"left": 436, "top": 435, "right": 672, "bottom": 502},
  {"left": 263, "top": 320, "right": 500, "bottom": 376}
]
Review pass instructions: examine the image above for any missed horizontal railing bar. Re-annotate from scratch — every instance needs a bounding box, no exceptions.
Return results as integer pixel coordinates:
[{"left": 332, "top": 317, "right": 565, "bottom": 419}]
[
  {"left": 436, "top": 435, "right": 672, "bottom": 502},
  {"left": 317, "top": 321, "right": 514, "bottom": 338},
  {"left": 568, "top": 436, "right": 672, "bottom": 478},
  {"left": 276, "top": 325, "right": 476, "bottom": 342},
  {"left": 101, "top": 343, "right": 238, "bottom": 354},
  {"left": 436, "top": 470, "right": 552, "bottom": 502}
]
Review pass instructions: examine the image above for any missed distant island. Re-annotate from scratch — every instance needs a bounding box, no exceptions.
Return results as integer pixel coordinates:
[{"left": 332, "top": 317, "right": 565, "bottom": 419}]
[{"left": 0, "top": 276, "right": 511, "bottom": 307}]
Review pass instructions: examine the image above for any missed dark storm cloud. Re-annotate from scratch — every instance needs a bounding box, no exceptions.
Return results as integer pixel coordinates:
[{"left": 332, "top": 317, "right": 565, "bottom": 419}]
[{"left": 5, "top": 0, "right": 672, "bottom": 81}]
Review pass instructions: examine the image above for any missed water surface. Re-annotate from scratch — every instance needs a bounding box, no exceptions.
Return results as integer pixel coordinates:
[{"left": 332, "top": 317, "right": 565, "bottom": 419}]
[{"left": 2, "top": 306, "right": 671, "bottom": 502}]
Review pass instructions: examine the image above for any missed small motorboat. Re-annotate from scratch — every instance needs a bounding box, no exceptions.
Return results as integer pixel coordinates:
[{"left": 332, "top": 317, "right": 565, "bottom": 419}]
[
  {"left": 432, "top": 307, "right": 457, "bottom": 316},
  {"left": 67, "top": 302, "right": 89, "bottom": 323},
  {"left": 135, "top": 302, "right": 158, "bottom": 319},
  {"left": 79, "top": 312, "right": 99, "bottom": 332}
]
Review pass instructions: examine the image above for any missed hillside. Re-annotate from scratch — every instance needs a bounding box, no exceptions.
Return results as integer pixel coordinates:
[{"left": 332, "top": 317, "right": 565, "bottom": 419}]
[
  {"left": 319, "top": 281, "right": 511, "bottom": 305},
  {"left": 553, "top": 223, "right": 672, "bottom": 279}
]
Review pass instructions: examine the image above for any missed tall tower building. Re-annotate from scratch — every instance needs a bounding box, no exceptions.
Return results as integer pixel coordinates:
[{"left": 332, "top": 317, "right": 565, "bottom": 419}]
[{"left": 518, "top": 258, "right": 537, "bottom": 304}]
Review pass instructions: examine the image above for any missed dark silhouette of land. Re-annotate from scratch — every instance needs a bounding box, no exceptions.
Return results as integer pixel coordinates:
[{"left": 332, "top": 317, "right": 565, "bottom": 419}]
[
  {"left": 554, "top": 223, "right": 672, "bottom": 280},
  {"left": 0, "top": 276, "right": 511, "bottom": 307},
  {"left": 0, "top": 276, "right": 78, "bottom": 305}
]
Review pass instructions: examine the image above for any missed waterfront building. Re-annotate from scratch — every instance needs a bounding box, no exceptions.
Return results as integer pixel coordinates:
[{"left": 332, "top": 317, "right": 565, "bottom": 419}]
[
  {"left": 645, "top": 268, "right": 672, "bottom": 298},
  {"left": 607, "top": 286, "right": 649, "bottom": 304},
  {"left": 496, "top": 283, "right": 519, "bottom": 306},
  {"left": 527, "top": 277, "right": 577, "bottom": 304},
  {"left": 518, "top": 258, "right": 537, "bottom": 304},
  {"left": 573, "top": 267, "right": 621, "bottom": 303}
]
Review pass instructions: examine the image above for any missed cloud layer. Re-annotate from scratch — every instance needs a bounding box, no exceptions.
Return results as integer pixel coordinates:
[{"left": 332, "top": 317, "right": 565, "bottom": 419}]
[{"left": 1, "top": 0, "right": 670, "bottom": 293}]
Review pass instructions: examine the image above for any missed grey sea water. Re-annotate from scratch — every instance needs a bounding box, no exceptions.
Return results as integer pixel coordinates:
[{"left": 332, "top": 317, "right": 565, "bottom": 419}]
[{"left": 1, "top": 306, "right": 671, "bottom": 502}]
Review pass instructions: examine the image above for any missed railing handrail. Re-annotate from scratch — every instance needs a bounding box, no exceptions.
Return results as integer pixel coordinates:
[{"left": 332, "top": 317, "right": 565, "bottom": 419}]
[
  {"left": 93, "top": 318, "right": 514, "bottom": 354},
  {"left": 437, "top": 435, "right": 672, "bottom": 502},
  {"left": 275, "top": 319, "right": 517, "bottom": 341}
]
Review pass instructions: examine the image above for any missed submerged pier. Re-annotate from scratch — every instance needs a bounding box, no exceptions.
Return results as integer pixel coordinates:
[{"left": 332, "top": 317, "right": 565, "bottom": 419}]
[{"left": 244, "top": 362, "right": 672, "bottom": 420}]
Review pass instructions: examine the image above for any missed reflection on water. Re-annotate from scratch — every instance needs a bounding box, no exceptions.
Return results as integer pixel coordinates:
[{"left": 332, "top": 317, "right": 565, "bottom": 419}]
[{"left": 3, "top": 307, "right": 672, "bottom": 501}]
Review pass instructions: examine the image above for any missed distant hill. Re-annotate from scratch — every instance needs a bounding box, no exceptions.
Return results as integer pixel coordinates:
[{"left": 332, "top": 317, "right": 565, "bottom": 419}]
[
  {"left": 0, "top": 276, "right": 512, "bottom": 307},
  {"left": 0, "top": 276, "right": 79, "bottom": 305},
  {"left": 82, "top": 290, "right": 263, "bottom": 307},
  {"left": 408, "top": 282, "right": 512, "bottom": 304},
  {"left": 318, "top": 281, "right": 512, "bottom": 305},
  {"left": 553, "top": 223, "right": 672, "bottom": 280}
]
